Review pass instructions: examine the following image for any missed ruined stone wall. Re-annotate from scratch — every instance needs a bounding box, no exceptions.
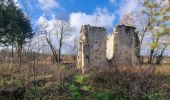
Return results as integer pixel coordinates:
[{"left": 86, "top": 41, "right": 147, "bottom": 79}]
[
  {"left": 107, "top": 25, "right": 140, "bottom": 66},
  {"left": 77, "top": 25, "right": 140, "bottom": 73},
  {"left": 77, "top": 25, "right": 107, "bottom": 72}
]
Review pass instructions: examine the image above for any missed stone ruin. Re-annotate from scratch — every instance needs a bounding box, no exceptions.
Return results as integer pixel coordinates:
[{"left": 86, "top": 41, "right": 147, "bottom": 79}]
[
  {"left": 77, "top": 25, "right": 140, "bottom": 73},
  {"left": 77, "top": 25, "right": 108, "bottom": 73},
  {"left": 107, "top": 25, "right": 140, "bottom": 66}
]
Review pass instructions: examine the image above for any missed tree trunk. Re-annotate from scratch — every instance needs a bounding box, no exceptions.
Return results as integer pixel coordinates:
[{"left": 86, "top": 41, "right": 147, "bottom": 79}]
[
  {"left": 58, "top": 35, "right": 63, "bottom": 63},
  {"left": 12, "top": 44, "right": 14, "bottom": 58},
  {"left": 16, "top": 43, "right": 22, "bottom": 78},
  {"left": 139, "top": 27, "right": 148, "bottom": 64},
  {"left": 140, "top": 56, "right": 144, "bottom": 64},
  {"left": 46, "top": 39, "right": 58, "bottom": 63},
  {"left": 156, "top": 45, "right": 166, "bottom": 65},
  {"left": 9, "top": 45, "right": 14, "bottom": 69},
  {"left": 148, "top": 49, "right": 154, "bottom": 64},
  {"left": 58, "top": 48, "right": 61, "bottom": 63},
  {"left": 58, "top": 41, "right": 62, "bottom": 63}
]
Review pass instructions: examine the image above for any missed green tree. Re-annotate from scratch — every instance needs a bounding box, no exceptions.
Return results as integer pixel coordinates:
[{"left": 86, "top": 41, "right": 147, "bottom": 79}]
[
  {"left": 0, "top": 0, "right": 34, "bottom": 72},
  {"left": 0, "top": 0, "right": 16, "bottom": 45},
  {"left": 14, "top": 8, "right": 33, "bottom": 70},
  {"left": 141, "top": 0, "right": 170, "bottom": 64}
]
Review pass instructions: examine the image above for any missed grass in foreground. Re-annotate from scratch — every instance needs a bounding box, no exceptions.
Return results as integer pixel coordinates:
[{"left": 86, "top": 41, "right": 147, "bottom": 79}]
[{"left": 0, "top": 64, "right": 169, "bottom": 100}]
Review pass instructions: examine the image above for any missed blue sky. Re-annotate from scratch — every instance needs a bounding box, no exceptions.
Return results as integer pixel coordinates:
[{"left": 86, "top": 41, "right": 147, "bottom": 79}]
[
  {"left": 15, "top": 0, "right": 138, "bottom": 31},
  {"left": 14, "top": 0, "right": 140, "bottom": 54},
  {"left": 17, "top": 0, "right": 121, "bottom": 18},
  {"left": 14, "top": 0, "right": 170, "bottom": 55}
]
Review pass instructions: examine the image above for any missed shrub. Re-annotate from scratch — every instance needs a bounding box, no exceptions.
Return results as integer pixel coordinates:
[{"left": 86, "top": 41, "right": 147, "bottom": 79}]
[{"left": 90, "top": 66, "right": 168, "bottom": 99}]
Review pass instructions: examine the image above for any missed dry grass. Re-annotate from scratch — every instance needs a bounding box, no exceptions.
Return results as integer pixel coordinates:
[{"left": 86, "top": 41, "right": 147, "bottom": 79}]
[
  {"left": 0, "top": 62, "right": 169, "bottom": 99},
  {"left": 0, "top": 62, "right": 77, "bottom": 99},
  {"left": 155, "top": 64, "right": 170, "bottom": 75},
  {"left": 89, "top": 65, "right": 170, "bottom": 99}
]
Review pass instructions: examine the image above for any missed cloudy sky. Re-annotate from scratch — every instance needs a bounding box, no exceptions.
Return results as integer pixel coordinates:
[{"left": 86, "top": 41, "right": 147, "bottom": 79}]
[
  {"left": 14, "top": 0, "right": 170, "bottom": 55},
  {"left": 15, "top": 0, "right": 138, "bottom": 32}
]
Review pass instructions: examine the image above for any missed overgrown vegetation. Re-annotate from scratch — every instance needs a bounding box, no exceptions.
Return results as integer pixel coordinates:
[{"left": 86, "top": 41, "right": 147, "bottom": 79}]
[
  {"left": 0, "top": 63, "right": 170, "bottom": 100},
  {"left": 0, "top": 0, "right": 170, "bottom": 100}
]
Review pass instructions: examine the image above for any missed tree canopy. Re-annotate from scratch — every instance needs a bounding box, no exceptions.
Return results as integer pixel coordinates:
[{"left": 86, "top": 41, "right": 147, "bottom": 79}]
[
  {"left": 0, "top": 0, "right": 33, "bottom": 46},
  {"left": 140, "top": 0, "right": 170, "bottom": 63}
]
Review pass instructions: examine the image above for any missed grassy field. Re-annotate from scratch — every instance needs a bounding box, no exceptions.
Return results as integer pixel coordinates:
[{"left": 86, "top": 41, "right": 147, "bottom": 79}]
[{"left": 0, "top": 63, "right": 169, "bottom": 100}]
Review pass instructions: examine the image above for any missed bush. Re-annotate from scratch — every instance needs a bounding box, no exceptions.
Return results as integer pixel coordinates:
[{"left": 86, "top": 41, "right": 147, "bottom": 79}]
[{"left": 90, "top": 66, "right": 168, "bottom": 99}]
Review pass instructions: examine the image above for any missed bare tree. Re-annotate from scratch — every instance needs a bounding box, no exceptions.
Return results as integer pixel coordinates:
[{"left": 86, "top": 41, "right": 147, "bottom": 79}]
[
  {"left": 155, "top": 35, "right": 170, "bottom": 64},
  {"left": 41, "top": 28, "right": 58, "bottom": 63},
  {"left": 119, "top": 12, "right": 136, "bottom": 26},
  {"left": 56, "top": 20, "right": 73, "bottom": 62},
  {"left": 38, "top": 18, "right": 73, "bottom": 63},
  {"left": 69, "top": 36, "right": 79, "bottom": 61}
]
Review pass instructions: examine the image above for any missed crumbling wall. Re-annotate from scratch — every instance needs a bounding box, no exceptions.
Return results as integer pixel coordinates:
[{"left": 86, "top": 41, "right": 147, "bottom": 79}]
[
  {"left": 77, "top": 25, "right": 107, "bottom": 72},
  {"left": 107, "top": 25, "right": 140, "bottom": 66},
  {"left": 77, "top": 25, "right": 140, "bottom": 73}
]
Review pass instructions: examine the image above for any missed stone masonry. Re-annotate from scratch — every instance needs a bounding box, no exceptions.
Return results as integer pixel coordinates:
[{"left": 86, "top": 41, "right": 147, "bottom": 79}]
[
  {"left": 107, "top": 25, "right": 140, "bottom": 66},
  {"left": 77, "top": 25, "right": 140, "bottom": 72},
  {"left": 77, "top": 25, "right": 107, "bottom": 72}
]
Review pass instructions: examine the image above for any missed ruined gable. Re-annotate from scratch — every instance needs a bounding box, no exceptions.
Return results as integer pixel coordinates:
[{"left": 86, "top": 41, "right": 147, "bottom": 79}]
[
  {"left": 77, "top": 25, "right": 107, "bottom": 72},
  {"left": 108, "top": 25, "right": 140, "bottom": 66},
  {"left": 77, "top": 25, "right": 140, "bottom": 73}
]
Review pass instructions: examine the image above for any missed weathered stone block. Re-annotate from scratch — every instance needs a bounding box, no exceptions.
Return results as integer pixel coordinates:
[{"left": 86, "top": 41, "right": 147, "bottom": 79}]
[
  {"left": 77, "top": 25, "right": 140, "bottom": 73},
  {"left": 77, "top": 25, "right": 107, "bottom": 73},
  {"left": 107, "top": 25, "right": 140, "bottom": 66}
]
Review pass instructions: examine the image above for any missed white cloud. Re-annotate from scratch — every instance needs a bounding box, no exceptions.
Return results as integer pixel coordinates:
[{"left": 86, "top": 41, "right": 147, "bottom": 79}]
[
  {"left": 37, "top": 8, "right": 116, "bottom": 54},
  {"left": 13, "top": 0, "right": 17, "bottom": 3},
  {"left": 110, "top": 0, "right": 116, "bottom": 4},
  {"left": 38, "top": 16, "right": 74, "bottom": 41},
  {"left": 13, "top": 0, "right": 20, "bottom": 8},
  {"left": 38, "top": 16, "right": 47, "bottom": 25},
  {"left": 38, "top": 0, "right": 60, "bottom": 10},
  {"left": 37, "top": 16, "right": 79, "bottom": 54},
  {"left": 69, "top": 8, "right": 115, "bottom": 34},
  {"left": 120, "top": 0, "right": 139, "bottom": 14},
  {"left": 110, "top": 0, "right": 139, "bottom": 14},
  {"left": 37, "top": 16, "right": 59, "bottom": 34}
]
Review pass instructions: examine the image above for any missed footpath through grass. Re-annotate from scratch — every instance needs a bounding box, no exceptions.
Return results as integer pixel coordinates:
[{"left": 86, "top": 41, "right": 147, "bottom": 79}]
[{"left": 0, "top": 64, "right": 170, "bottom": 100}]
